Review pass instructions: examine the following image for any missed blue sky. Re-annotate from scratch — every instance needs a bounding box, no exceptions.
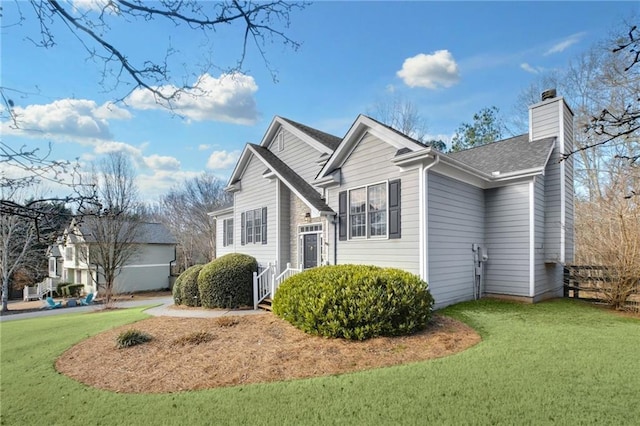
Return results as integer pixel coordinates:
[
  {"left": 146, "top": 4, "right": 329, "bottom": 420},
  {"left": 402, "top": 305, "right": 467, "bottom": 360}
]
[{"left": 2, "top": 1, "right": 637, "bottom": 201}]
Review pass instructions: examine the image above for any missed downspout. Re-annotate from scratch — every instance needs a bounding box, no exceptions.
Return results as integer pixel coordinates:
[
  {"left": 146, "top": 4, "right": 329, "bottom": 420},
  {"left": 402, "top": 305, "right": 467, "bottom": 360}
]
[
  {"left": 333, "top": 215, "right": 338, "bottom": 265},
  {"left": 421, "top": 155, "right": 440, "bottom": 283},
  {"left": 169, "top": 245, "right": 177, "bottom": 290}
]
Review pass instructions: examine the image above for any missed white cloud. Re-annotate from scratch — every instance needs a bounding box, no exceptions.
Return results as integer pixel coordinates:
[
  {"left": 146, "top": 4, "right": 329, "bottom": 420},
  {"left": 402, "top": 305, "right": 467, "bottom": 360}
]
[
  {"left": 136, "top": 170, "right": 204, "bottom": 202},
  {"left": 520, "top": 62, "right": 545, "bottom": 74},
  {"left": 544, "top": 32, "right": 586, "bottom": 56},
  {"left": 206, "top": 150, "right": 240, "bottom": 170},
  {"left": 144, "top": 154, "right": 181, "bottom": 171},
  {"left": 198, "top": 144, "right": 212, "bottom": 151},
  {"left": 126, "top": 73, "right": 259, "bottom": 125},
  {"left": 93, "top": 141, "right": 143, "bottom": 158},
  {"left": 397, "top": 50, "right": 460, "bottom": 89},
  {"left": 2, "top": 99, "right": 131, "bottom": 142}
]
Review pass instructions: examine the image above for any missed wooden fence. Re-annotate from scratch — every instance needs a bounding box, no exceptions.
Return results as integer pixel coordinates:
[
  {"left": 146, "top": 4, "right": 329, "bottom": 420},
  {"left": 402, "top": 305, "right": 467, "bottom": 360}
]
[{"left": 564, "top": 265, "right": 640, "bottom": 309}]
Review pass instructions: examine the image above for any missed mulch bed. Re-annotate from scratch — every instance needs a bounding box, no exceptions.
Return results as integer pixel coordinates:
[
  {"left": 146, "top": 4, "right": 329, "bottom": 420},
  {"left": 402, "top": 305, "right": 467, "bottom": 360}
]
[{"left": 56, "top": 313, "right": 480, "bottom": 393}]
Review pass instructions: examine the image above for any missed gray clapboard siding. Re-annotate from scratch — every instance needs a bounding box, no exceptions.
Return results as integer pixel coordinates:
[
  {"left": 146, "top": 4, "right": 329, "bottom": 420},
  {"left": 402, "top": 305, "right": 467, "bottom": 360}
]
[
  {"left": 544, "top": 147, "right": 562, "bottom": 262},
  {"left": 534, "top": 176, "right": 548, "bottom": 293},
  {"left": 278, "top": 181, "right": 291, "bottom": 270},
  {"left": 563, "top": 104, "right": 575, "bottom": 263},
  {"left": 114, "top": 244, "right": 175, "bottom": 293},
  {"left": 233, "top": 155, "right": 277, "bottom": 267},
  {"left": 428, "top": 172, "right": 485, "bottom": 307},
  {"left": 484, "top": 183, "right": 530, "bottom": 297},
  {"left": 331, "top": 133, "right": 420, "bottom": 274},
  {"left": 267, "top": 128, "right": 325, "bottom": 184}
]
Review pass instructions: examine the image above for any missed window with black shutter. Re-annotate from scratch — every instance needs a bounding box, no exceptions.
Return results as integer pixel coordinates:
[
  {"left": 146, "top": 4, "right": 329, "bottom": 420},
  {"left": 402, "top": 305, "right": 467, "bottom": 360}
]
[
  {"left": 341, "top": 180, "right": 401, "bottom": 240},
  {"left": 240, "top": 207, "right": 268, "bottom": 245},
  {"left": 241, "top": 212, "right": 246, "bottom": 245},
  {"left": 223, "top": 219, "right": 228, "bottom": 247},
  {"left": 338, "top": 191, "right": 347, "bottom": 241},
  {"left": 388, "top": 179, "right": 401, "bottom": 239},
  {"left": 262, "top": 207, "right": 267, "bottom": 244}
]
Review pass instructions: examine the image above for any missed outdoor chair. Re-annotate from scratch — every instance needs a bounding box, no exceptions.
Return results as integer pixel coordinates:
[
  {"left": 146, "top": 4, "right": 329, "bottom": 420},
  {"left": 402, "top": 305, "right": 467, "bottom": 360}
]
[
  {"left": 79, "top": 293, "right": 94, "bottom": 306},
  {"left": 44, "top": 297, "right": 62, "bottom": 309}
]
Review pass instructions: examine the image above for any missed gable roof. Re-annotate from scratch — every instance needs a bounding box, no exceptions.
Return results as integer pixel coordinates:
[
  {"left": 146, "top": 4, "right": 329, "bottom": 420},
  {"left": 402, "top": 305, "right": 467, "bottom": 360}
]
[
  {"left": 317, "top": 114, "right": 431, "bottom": 179},
  {"left": 258, "top": 116, "right": 339, "bottom": 155},
  {"left": 73, "top": 221, "right": 176, "bottom": 245},
  {"left": 446, "top": 134, "right": 556, "bottom": 176},
  {"left": 279, "top": 117, "right": 342, "bottom": 151},
  {"left": 248, "top": 144, "right": 334, "bottom": 215}
]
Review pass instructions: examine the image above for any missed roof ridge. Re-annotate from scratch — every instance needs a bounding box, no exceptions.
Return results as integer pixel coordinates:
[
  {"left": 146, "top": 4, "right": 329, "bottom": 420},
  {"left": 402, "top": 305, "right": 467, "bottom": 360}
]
[
  {"left": 279, "top": 117, "right": 342, "bottom": 151},
  {"left": 447, "top": 133, "right": 529, "bottom": 154}
]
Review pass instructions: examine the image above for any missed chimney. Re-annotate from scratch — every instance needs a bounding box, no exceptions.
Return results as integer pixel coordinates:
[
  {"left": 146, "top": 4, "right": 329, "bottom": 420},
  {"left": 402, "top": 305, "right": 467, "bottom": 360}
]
[
  {"left": 541, "top": 88, "right": 556, "bottom": 101},
  {"left": 528, "top": 89, "right": 572, "bottom": 143},
  {"left": 528, "top": 90, "right": 575, "bottom": 265}
]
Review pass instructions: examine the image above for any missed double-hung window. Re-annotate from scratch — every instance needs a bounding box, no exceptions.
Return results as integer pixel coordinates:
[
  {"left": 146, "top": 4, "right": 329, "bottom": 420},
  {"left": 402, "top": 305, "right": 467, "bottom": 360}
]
[
  {"left": 246, "top": 210, "right": 254, "bottom": 243},
  {"left": 348, "top": 183, "right": 386, "bottom": 239},
  {"left": 339, "top": 180, "right": 401, "bottom": 241},
  {"left": 241, "top": 207, "right": 267, "bottom": 245},
  {"left": 222, "top": 218, "right": 233, "bottom": 247},
  {"left": 349, "top": 188, "right": 367, "bottom": 238},
  {"left": 367, "top": 183, "right": 387, "bottom": 237}
]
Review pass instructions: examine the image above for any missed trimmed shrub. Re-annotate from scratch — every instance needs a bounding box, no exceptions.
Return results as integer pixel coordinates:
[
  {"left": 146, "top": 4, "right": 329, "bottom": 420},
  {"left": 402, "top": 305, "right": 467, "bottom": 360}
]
[
  {"left": 198, "top": 253, "right": 257, "bottom": 309},
  {"left": 179, "top": 264, "right": 204, "bottom": 307},
  {"left": 172, "top": 278, "right": 183, "bottom": 305},
  {"left": 272, "top": 264, "right": 434, "bottom": 340},
  {"left": 116, "top": 329, "right": 152, "bottom": 348},
  {"left": 56, "top": 282, "right": 72, "bottom": 296},
  {"left": 63, "top": 284, "right": 84, "bottom": 298}
]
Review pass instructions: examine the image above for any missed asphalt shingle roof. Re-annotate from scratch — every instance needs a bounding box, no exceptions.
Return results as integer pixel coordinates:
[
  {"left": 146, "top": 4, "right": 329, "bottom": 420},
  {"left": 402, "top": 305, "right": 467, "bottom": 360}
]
[
  {"left": 249, "top": 144, "right": 334, "bottom": 213},
  {"left": 77, "top": 221, "right": 176, "bottom": 244},
  {"left": 280, "top": 117, "right": 342, "bottom": 151},
  {"left": 446, "top": 134, "right": 556, "bottom": 175}
]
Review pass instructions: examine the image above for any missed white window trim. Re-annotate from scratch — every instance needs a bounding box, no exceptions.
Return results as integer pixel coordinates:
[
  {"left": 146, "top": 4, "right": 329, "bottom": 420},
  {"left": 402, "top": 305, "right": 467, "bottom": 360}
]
[
  {"left": 242, "top": 207, "right": 267, "bottom": 245},
  {"left": 347, "top": 180, "right": 389, "bottom": 241}
]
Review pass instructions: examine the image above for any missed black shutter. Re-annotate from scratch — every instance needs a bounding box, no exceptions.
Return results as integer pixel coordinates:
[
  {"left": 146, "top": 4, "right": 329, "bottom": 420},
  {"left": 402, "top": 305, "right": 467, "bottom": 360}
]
[
  {"left": 222, "top": 219, "right": 227, "bottom": 247},
  {"left": 338, "top": 191, "right": 347, "bottom": 241},
  {"left": 241, "top": 212, "right": 246, "bottom": 245},
  {"left": 262, "top": 207, "right": 267, "bottom": 245},
  {"left": 388, "top": 179, "right": 401, "bottom": 239}
]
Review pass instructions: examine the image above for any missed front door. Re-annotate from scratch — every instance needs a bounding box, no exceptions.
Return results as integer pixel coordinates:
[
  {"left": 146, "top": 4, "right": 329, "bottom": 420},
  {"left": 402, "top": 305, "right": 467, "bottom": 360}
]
[{"left": 303, "top": 234, "right": 318, "bottom": 269}]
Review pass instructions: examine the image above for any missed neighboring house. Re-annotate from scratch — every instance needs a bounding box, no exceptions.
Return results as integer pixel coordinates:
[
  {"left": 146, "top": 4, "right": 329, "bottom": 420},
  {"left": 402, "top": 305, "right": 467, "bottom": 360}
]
[
  {"left": 210, "top": 90, "right": 574, "bottom": 309},
  {"left": 48, "top": 220, "right": 177, "bottom": 295}
]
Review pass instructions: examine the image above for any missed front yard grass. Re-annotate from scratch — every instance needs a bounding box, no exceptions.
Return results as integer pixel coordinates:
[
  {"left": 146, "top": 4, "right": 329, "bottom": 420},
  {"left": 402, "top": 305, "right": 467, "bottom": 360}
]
[{"left": 1, "top": 299, "right": 638, "bottom": 425}]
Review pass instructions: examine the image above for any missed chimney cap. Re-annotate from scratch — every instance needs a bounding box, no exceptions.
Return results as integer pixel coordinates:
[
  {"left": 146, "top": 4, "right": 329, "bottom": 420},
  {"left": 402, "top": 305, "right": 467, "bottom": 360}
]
[{"left": 541, "top": 89, "right": 557, "bottom": 101}]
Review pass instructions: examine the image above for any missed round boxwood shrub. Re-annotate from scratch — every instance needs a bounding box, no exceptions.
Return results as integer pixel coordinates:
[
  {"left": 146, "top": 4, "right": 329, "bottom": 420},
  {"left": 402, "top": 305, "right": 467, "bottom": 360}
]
[
  {"left": 172, "top": 274, "right": 184, "bottom": 305},
  {"left": 272, "top": 264, "right": 434, "bottom": 340},
  {"left": 178, "top": 264, "right": 204, "bottom": 307},
  {"left": 197, "top": 253, "right": 257, "bottom": 309}
]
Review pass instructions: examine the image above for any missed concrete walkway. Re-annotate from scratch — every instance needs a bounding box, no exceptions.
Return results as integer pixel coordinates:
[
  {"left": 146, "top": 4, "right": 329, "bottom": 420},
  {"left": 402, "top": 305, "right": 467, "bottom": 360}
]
[{"left": 0, "top": 297, "right": 265, "bottom": 322}]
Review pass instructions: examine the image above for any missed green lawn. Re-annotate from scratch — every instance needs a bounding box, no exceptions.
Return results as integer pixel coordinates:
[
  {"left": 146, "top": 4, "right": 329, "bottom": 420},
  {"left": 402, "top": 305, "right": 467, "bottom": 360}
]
[{"left": 1, "top": 299, "right": 638, "bottom": 425}]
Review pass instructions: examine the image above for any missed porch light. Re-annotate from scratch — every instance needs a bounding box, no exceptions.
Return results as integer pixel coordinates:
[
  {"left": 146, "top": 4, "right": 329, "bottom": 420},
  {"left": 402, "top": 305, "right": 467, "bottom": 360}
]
[{"left": 304, "top": 212, "right": 311, "bottom": 223}]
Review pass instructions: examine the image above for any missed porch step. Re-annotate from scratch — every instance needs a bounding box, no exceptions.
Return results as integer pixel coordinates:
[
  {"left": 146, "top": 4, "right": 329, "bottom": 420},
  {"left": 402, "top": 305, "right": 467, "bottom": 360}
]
[{"left": 257, "top": 297, "right": 273, "bottom": 311}]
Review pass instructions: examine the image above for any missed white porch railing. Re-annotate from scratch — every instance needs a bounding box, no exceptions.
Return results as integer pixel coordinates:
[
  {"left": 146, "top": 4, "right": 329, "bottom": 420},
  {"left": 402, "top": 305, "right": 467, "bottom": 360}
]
[
  {"left": 23, "top": 278, "right": 57, "bottom": 301},
  {"left": 253, "top": 263, "right": 275, "bottom": 310},
  {"left": 274, "top": 263, "right": 301, "bottom": 291},
  {"left": 252, "top": 262, "right": 302, "bottom": 310}
]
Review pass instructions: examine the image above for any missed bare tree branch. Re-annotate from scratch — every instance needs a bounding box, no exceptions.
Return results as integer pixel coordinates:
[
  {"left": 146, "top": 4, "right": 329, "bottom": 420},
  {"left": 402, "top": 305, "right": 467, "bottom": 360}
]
[{"left": 30, "top": 0, "right": 305, "bottom": 102}]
